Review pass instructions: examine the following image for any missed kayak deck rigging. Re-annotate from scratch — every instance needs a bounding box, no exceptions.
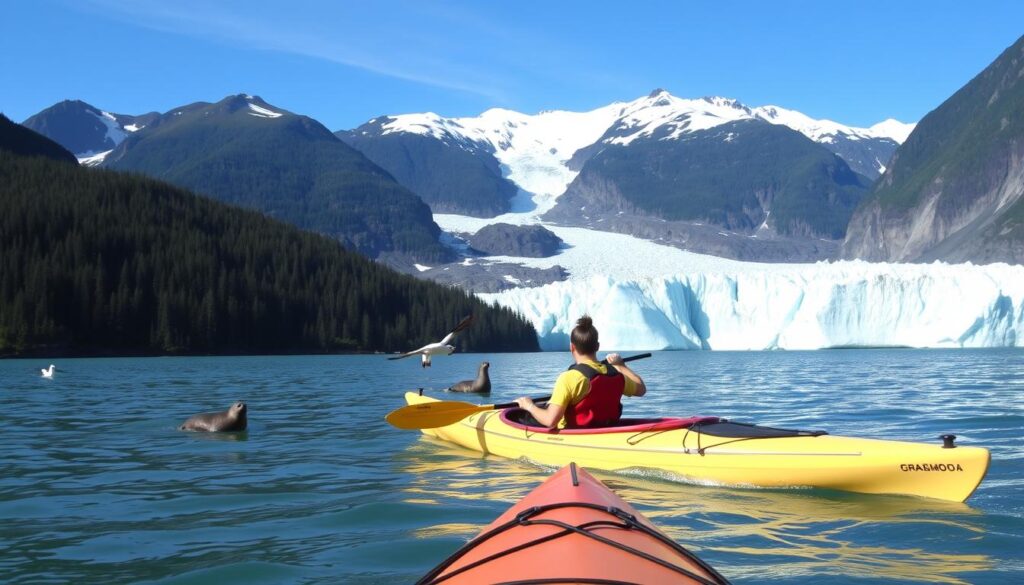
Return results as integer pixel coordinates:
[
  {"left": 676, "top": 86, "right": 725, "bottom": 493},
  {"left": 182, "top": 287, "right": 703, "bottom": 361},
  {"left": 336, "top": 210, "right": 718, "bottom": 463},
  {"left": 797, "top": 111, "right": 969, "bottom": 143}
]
[{"left": 418, "top": 463, "right": 731, "bottom": 585}]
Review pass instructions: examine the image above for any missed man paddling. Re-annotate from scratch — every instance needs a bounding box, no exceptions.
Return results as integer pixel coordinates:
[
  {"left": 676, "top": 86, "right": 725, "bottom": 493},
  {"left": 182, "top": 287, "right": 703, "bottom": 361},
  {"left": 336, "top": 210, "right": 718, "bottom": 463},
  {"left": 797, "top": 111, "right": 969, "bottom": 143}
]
[{"left": 515, "top": 315, "right": 646, "bottom": 429}]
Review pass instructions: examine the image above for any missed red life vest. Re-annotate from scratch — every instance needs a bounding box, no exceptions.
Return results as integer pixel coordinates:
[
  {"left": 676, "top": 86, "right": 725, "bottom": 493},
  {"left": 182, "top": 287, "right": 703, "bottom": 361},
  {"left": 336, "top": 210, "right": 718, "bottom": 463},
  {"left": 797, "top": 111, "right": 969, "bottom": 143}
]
[{"left": 564, "top": 363, "right": 625, "bottom": 428}]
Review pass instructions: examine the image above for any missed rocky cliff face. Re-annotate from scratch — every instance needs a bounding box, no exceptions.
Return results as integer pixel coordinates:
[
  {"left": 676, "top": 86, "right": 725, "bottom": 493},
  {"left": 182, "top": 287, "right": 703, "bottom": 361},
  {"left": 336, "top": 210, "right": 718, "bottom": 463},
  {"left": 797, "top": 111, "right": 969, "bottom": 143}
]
[{"left": 843, "top": 35, "right": 1024, "bottom": 264}]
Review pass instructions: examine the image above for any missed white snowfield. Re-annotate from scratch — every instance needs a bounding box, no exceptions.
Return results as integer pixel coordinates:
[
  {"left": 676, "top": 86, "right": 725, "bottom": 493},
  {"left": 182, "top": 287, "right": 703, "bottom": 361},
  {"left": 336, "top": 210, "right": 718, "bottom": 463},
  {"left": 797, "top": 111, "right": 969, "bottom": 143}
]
[{"left": 247, "top": 102, "right": 283, "bottom": 118}]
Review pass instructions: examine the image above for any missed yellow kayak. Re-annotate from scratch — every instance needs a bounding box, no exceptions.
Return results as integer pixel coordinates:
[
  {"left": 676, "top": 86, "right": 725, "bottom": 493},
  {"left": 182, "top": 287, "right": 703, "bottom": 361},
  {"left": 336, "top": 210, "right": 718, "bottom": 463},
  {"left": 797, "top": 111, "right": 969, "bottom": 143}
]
[{"left": 403, "top": 391, "right": 989, "bottom": 502}]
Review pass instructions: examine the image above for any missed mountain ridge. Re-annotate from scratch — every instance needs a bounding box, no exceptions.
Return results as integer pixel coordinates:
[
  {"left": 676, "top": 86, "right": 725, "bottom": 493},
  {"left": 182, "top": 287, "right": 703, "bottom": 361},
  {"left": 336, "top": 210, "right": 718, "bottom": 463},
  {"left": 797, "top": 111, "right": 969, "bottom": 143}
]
[
  {"left": 337, "top": 90, "right": 910, "bottom": 232},
  {"left": 98, "top": 94, "right": 454, "bottom": 263},
  {"left": 22, "top": 99, "right": 157, "bottom": 164},
  {"left": 843, "top": 34, "right": 1024, "bottom": 264}
]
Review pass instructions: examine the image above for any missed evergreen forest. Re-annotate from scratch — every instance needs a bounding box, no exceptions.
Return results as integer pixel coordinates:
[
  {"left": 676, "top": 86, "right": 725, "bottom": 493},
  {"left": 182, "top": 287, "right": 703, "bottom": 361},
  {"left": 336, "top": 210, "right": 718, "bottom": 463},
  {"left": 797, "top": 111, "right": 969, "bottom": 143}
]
[{"left": 0, "top": 148, "right": 539, "bottom": 356}]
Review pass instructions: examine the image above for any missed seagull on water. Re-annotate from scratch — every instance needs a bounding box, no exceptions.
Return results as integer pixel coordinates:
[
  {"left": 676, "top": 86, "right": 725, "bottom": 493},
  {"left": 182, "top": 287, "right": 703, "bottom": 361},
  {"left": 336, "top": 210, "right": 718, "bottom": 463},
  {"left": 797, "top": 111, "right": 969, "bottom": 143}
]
[
  {"left": 388, "top": 314, "right": 474, "bottom": 368},
  {"left": 41, "top": 364, "right": 55, "bottom": 378}
]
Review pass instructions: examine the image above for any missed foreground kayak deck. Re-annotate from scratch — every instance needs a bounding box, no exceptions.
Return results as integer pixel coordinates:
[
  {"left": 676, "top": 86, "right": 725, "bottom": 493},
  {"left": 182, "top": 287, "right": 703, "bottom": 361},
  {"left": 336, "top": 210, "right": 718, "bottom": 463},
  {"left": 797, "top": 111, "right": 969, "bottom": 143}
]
[
  {"left": 405, "top": 392, "right": 990, "bottom": 502},
  {"left": 419, "top": 463, "right": 730, "bottom": 584}
]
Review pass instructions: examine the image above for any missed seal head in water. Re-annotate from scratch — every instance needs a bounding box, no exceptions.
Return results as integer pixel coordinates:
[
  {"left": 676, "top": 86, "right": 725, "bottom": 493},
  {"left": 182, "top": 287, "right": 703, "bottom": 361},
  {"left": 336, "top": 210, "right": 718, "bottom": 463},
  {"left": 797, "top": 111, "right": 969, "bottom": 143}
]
[
  {"left": 179, "top": 401, "right": 248, "bottom": 432},
  {"left": 447, "top": 362, "right": 491, "bottom": 393}
]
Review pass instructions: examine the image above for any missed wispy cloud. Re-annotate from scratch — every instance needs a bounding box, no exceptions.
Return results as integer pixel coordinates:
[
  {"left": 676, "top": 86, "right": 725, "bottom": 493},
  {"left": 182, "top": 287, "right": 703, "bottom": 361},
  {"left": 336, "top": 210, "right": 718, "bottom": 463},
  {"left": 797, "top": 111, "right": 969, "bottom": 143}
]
[{"left": 75, "top": 0, "right": 514, "bottom": 102}]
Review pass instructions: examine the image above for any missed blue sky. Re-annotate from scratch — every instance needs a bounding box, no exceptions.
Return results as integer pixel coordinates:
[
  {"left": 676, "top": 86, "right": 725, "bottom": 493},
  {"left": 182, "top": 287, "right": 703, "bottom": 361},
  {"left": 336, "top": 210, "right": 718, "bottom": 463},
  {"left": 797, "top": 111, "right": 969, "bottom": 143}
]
[{"left": 3, "top": 0, "right": 1022, "bottom": 130}]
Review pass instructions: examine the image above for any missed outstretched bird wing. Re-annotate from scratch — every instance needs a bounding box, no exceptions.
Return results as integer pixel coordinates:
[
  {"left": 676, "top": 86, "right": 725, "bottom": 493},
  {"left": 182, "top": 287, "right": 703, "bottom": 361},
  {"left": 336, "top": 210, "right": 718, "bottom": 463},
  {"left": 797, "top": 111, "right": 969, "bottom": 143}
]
[
  {"left": 439, "top": 314, "right": 474, "bottom": 345},
  {"left": 387, "top": 344, "right": 430, "bottom": 360}
]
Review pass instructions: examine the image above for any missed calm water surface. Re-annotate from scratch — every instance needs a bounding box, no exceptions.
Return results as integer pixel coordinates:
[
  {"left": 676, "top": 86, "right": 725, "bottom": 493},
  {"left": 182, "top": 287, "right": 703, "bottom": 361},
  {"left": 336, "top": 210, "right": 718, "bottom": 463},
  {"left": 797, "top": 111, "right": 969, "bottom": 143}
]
[{"left": 1, "top": 349, "right": 1022, "bottom": 584}]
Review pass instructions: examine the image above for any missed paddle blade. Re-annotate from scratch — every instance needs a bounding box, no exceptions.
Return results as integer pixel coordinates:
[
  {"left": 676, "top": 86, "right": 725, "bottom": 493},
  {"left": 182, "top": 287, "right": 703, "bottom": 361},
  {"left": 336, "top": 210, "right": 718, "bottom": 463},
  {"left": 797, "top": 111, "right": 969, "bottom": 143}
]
[{"left": 385, "top": 399, "right": 493, "bottom": 430}]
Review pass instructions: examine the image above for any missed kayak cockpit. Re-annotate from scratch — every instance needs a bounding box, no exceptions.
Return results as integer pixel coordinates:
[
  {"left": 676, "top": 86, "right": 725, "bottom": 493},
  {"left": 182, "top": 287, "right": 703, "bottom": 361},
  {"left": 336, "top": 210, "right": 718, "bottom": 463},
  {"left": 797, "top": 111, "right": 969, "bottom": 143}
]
[
  {"left": 500, "top": 408, "right": 720, "bottom": 434},
  {"left": 500, "top": 409, "right": 828, "bottom": 438}
]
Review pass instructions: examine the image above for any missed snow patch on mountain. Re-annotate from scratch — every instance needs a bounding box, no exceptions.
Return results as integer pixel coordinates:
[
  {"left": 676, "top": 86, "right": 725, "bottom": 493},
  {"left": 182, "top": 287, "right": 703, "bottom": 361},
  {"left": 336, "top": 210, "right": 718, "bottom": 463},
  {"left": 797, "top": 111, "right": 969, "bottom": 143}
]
[
  {"left": 247, "top": 102, "right": 283, "bottom": 118},
  {"left": 603, "top": 93, "right": 752, "bottom": 146},
  {"left": 867, "top": 118, "right": 916, "bottom": 143},
  {"left": 80, "top": 109, "right": 129, "bottom": 156},
  {"left": 78, "top": 149, "right": 113, "bottom": 166}
]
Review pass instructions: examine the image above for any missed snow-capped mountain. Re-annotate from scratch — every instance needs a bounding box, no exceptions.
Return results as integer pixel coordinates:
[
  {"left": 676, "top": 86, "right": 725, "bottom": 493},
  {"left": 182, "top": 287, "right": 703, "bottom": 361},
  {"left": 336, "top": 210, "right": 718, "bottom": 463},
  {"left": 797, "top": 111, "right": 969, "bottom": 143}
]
[
  {"left": 576, "top": 91, "right": 912, "bottom": 164},
  {"left": 341, "top": 91, "right": 914, "bottom": 218},
  {"left": 22, "top": 100, "right": 157, "bottom": 165},
  {"left": 343, "top": 90, "right": 895, "bottom": 262},
  {"left": 752, "top": 105, "right": 912, "bottom": 178},
  {"left": 753, "top": 105, "right": 913, "bottom": 144}
]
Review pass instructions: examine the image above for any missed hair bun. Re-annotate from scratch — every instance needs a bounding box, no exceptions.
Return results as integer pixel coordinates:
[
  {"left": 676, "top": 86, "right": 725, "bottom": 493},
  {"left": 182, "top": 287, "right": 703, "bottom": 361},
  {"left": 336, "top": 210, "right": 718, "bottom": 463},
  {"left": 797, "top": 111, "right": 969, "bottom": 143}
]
[{"left": 576, "top": 315, "right": 593, "bottom": 328}]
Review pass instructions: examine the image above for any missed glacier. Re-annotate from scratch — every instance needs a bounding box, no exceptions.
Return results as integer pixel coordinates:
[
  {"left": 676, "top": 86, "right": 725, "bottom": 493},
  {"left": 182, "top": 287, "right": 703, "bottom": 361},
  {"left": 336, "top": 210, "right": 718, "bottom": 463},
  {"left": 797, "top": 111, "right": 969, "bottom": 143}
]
[
  {"left": 432, "top": 215, "right": 1024, "bottom": 352},
  {"left": 479, "top": 263, "right": 1024, "bottom": 351}
]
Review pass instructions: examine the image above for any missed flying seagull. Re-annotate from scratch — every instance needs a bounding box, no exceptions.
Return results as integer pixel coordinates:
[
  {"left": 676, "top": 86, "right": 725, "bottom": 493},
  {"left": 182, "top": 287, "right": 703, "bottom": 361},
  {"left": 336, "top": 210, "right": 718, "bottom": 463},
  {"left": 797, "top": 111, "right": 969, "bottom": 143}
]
[{"left": 388, "top": 314, "right": 474, "bottom": 368}]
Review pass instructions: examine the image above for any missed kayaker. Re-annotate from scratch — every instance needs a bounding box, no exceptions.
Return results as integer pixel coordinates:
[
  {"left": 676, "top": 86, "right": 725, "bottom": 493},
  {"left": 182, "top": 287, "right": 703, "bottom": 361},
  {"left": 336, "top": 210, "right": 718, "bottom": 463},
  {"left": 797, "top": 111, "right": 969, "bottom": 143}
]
[{"left": 515, "top": 315, "right": 646, "bottom": 428}]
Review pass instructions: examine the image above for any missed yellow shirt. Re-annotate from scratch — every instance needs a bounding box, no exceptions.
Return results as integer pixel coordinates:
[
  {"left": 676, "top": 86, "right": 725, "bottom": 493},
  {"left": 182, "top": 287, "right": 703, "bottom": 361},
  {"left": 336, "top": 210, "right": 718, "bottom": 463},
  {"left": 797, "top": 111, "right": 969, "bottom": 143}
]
[{"left": 549, "top": 360, "right": 638, "bottom": 428}]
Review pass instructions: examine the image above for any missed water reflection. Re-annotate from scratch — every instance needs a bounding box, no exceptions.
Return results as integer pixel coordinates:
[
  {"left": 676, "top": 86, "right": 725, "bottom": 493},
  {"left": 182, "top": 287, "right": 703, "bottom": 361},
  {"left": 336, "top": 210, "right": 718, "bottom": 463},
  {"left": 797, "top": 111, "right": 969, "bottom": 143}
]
[{"left": 395, "top": 436, "right": 991, "bottom": 584}]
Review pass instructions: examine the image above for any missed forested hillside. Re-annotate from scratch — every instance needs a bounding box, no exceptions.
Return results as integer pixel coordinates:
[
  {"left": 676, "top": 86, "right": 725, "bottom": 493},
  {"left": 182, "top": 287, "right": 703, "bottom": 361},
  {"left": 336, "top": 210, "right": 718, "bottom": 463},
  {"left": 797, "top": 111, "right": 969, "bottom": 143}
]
[
  {"left": 104, "top": 95, "right": 453, "bottom": 262},
  {"left": 0, "top": 114, "right": 78, "bottom": 164},
  {"left": 338, "top": 122, "right": 517, "bottom": 217},
  {"left": 843, "top": 34, "right": 1024, "bottom": 263},
  {"left": 0, "top": 149, "right": 538, "bottom": 356}
]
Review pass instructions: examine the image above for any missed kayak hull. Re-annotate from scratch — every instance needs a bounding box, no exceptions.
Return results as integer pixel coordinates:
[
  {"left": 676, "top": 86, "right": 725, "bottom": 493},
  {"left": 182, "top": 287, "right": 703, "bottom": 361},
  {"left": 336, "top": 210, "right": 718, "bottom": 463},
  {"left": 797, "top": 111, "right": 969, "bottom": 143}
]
[
  {"left": 405, "top": 392, "right": 989, "bottom": 502},
  {"left": 419, "top": 463, "right": 730, "bottom": 584}
]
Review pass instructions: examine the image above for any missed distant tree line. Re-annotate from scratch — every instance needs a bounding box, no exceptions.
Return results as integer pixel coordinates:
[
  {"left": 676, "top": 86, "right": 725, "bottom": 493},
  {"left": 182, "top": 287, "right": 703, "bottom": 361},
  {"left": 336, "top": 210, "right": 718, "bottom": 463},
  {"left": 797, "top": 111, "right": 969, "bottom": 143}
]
[{"left": 0, "top": 151, "right": 539, "bottom": 356}]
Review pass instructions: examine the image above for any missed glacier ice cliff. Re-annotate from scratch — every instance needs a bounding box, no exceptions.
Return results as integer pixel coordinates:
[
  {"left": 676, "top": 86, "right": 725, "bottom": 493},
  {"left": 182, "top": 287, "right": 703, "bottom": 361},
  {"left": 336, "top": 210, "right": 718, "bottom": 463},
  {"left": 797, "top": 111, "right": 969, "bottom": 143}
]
[{"left": 479, "top": 261, "right": 1024, "bottom": 351}]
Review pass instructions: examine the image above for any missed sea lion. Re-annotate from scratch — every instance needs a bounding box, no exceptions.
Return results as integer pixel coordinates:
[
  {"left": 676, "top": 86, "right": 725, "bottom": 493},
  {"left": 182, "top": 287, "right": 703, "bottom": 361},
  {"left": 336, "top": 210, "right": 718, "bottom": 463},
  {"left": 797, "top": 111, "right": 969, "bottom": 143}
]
[
  {"left": 447, "top": 362, "right": 491, "bottom": 393},
  {"left": 179, "top": 401, "right": 248, "bottom": 432}
]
